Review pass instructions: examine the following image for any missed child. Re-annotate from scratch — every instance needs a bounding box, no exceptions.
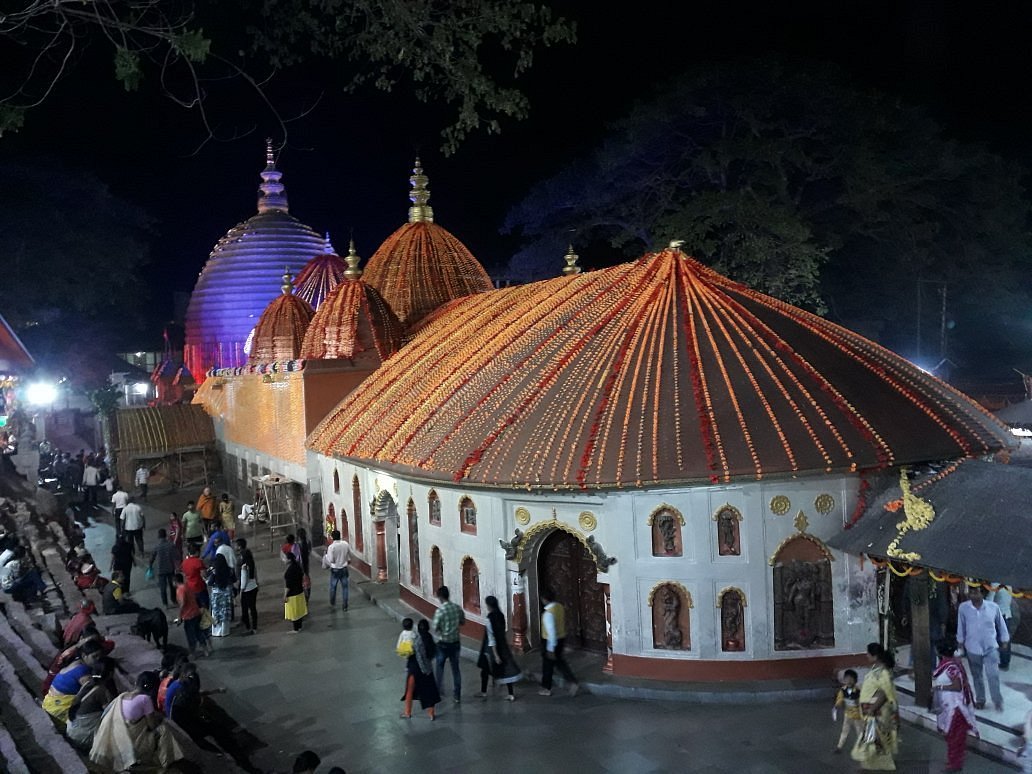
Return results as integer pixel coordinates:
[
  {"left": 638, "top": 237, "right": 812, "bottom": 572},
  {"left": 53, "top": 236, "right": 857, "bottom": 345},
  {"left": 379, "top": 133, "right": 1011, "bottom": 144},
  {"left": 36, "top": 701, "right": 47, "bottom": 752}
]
[
  {"left": 833, "top": 669, "right": 863, "bottom": 753},
  {"left": 396, "top": 617, "right": 416, "bottom": 659}
]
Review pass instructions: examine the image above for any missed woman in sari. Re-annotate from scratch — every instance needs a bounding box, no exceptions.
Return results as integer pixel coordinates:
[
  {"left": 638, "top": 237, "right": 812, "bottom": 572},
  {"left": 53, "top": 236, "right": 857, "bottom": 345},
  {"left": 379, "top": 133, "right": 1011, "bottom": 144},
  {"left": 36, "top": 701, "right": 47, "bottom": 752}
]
[
  {"left": 852, "top": 642, "right": 900, "bottom": 771},
  {"left": 283, "top": 550, "right": 308, "bottom": 632},
  {"left": 167, "top": 512, "right": 183, "bottom": 560},
  {"left": 401, "top": 619, "right": 441, "bottom": 720},
  {"left": 476, "top": 595, "right": 522, "bottom": 701},
  {"left": 934, "top": 640, "right": 978, "bottom": 773},
  {"left": 208, "top": 553, "right": 234, "bottom": 638},
  {"left": 89, "top": 670, "right": 183, "bottom": 772},
  {"left": 43, "top": 639, "right": 103, "bottom": 726},
  {"left": 65, "top": 657, "right": 116, "bottom": 751}
]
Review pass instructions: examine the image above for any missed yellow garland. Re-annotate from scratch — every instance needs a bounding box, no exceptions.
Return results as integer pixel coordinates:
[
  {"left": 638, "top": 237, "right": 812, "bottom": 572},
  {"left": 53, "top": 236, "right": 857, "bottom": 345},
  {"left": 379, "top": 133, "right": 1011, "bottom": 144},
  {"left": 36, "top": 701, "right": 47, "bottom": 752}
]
[{"left": 886, "top": 467, "right": 935, "bottom": 562}]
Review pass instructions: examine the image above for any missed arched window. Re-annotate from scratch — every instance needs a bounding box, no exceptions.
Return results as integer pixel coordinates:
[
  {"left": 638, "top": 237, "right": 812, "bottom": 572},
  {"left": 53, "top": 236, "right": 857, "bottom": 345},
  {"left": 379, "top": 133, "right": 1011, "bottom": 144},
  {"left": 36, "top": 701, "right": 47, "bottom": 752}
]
[
  {"left": 352, "top": 476, "right": 364, "bottom": 552},
  {"left": 649, "top": 582, "right": 691, "bottom": 651},
  {"left": 648, "top": 506, "right": 684, "bottom": 557},
  {"left": 408, "top": 498, "right": 420, "bottom": 586},
  {"left": 428, "top": 490, "right": 441, "bottom": 526},
  {"left": 431, "top": 546, "right": 443, "bottom": 593},
  {"left": 461, "top": 557, "right": 480, "bottom": 614},
  {"left": 772, "top": 536, "right": 835, "bottom": 651},
  {"left": 339, "top": 505, "right": 349, "bottom": 541},
  {"left": 333, "top": 469, "right": 340, "bottom": 494},
  {"left": 459, "top": 496, "right": 477, "bottom": 534}
]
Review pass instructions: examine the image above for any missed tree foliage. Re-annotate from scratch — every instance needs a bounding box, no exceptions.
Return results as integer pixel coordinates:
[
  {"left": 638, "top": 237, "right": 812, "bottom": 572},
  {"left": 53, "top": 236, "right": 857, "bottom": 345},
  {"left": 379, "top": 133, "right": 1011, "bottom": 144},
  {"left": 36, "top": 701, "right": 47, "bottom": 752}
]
[
  {"left": 0, "top": 0, "right": 574, "bottom": 153},
  {"left": 0, "top": 159, "right": 153, "bottom": 386},
  {"left": 504, "top": 61, "right": 1032, "bottom": 364}
]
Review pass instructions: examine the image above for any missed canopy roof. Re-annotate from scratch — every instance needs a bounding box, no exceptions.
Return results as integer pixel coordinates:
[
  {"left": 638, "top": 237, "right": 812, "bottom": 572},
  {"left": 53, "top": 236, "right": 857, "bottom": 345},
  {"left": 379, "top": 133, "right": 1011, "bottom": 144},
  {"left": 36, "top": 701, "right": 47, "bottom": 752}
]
[{"left": 308, "top": 247, "right": 1011, "bottom": 490}]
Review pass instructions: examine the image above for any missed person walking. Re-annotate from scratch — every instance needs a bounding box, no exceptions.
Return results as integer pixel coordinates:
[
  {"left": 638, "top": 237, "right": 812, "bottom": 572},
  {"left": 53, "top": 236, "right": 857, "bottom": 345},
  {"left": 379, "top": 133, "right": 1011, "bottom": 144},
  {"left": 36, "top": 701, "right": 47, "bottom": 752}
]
[
  {"left": 167, "top": 512, "right": 183, "bottom": 561},
  {"left": 322, "top": 529, "right": 351, "bottom": 611},
  {"left": 432, "top": 585, "right": 465, "bottom": 703},
  {"left": 111, "top": 484, "right": 130, "bottom": 538},
  {"left": 283, "top": 550, "right": 308, "bottom": 632},
  {"left": 297, "top": 528, "right": 312, "bottom": 602},
  {"left": 82, "top": 458, "right": 101, "bottom": 509},
  {"left": 851, "top": 643, "right": 899, "bottom": 771},
  {"left": 832, "top": 669, "right": 863, "bottom": 754},
  {"left": 149, "top": 529, "right": 178, "bottom": 608},
  {"left": 135, "top": 463, "right": 150, "bottom": 500},
  {"left": 181, "top": 501, "right": 204, "bottom": 552},
  {"left": 236, "top": 539, "right": 258, "bottom": 635},
  {"left": 208, "top": 553, "right": 234, "bottom": 638},
  {"left": 173, "top": 573, "right": 212, "bottom": 658},
  {"left": 401, "top": 619, "right": 441, "bottom": 720},
  {"left": 539, "top": 587, "right": 580, "bottom": 697},
  {"left": 988, "top": 585, "right": 1020, "bottom": 671},
  {"left": 957, "top": 585, "right": 1009, "bottom": 711},
  {"left": 476, "top": 595, "right": 522, "bottom": 701},
  {"left": 934, "top": 639, "right": 979, "bottom": 773},
  {"left": 196, "top": 487, "right": 217, "bottom": 537},
  {"left": 181, "top": 544, "right": 209, "bottom": 610},
  {"left": 120, "top": 497, "right": 146, "bottom": 558},
  {"left": 218, "top": 493, "right": 235, "bottom": 540}
]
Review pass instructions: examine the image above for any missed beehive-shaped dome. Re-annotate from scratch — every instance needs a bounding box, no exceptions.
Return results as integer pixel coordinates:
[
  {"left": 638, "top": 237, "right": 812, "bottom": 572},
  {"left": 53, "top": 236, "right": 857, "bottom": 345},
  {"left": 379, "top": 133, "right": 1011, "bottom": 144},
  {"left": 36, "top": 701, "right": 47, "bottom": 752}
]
[
  {"left": 362, "top": 160, "right": 492, "bottom": 327},
  {"left": 294, "top": 235, "right": 348, "bottom": 310},
  {"left": 300, "top": 241, "right": 403, "bottom": 362},
  {"left": 309, "top": 246, "right": 1012, "bottom": 490},
  {"left": 184, "top": 142, "right": 325, "bottom": 379},
  {"left": 247, "top": 271, "right": 315, "bottom": 364}
]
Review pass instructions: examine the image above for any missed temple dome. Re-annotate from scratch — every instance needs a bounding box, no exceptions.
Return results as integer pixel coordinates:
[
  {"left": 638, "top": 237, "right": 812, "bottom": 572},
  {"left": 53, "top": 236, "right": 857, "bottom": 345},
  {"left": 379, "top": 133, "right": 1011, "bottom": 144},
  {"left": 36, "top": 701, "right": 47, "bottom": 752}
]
[
  {"left": 294, "top": 235, "right": 348, "bottom": 310},
  {"left": 247, "top": 271, "right": 315, "bottom": 364},
  {"left": 300, "top": 241, "right": 403, "bottom": 362},
  {"left": 184, "top": 142, "right": 325, "bottom": 379},
  {"left": 308, "top": 246, "right": 1012, "bottom": 490},
  {"left": 362, "top": 160, "right": 493, "bottom": 327}
]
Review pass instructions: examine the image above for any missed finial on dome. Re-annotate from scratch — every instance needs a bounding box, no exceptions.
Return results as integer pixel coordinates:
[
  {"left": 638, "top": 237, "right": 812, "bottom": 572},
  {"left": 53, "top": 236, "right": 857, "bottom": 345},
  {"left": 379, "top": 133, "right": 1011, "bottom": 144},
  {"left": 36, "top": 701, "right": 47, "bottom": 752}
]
[
  {"left": 407, "top": 158, "right": 434, "bottom": 224},
  {"left": 258, "top": 138, "right": 289, "bottom": 214},
  {"left": 668, "top": 239, "right": 685, "bottom": 250},
  {"left": 344, "top": 239, "right": 363, "bottom": 280},
  {"left": 281, "top": 267, "right": 293, "bottom": 294},
  {"left": 562, "top": 244, "right": 581, "bottom": 276}
]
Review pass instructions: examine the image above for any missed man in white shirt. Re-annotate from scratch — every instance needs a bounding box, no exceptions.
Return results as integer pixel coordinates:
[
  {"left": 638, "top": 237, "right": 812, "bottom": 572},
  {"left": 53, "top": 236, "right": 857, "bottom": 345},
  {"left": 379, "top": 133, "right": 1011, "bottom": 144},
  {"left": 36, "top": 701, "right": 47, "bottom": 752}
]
[
  {"left": 321, "top": 530, "right": 351, "bottom": 611},
  {"left": 135, "top": 463, "right": 150, "bottom": 501},
  {"left": 120, "top": 498, "right": 146, "bottom": 558},
  {"left": 214, "top": 534, "right": 236, "bottom": 571},
  {"left": 957, "top": 585, "right": 1009, "bottom": 711},
  {"left": 82, "top": 459, "right": 101, "bottom": 508},
  {"left": 111, "top": 485, "right": 130, "bottom": 536}
]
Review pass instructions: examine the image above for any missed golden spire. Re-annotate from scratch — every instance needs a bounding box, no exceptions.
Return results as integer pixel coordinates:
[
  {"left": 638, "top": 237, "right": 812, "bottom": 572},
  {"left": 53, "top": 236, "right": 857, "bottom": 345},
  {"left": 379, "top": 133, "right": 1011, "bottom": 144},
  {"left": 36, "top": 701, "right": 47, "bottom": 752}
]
[
  {"left": 562, "top": 244, "right": 581, "bottom": 276},
  {"left": 281, "top": 267, "right": 293, "bottom": 294},
  {"left": 407, "top": 158, "right": 434, "bottom": 224},
  {"left": 344, "top": 239, "right": 363, "bottom": 280}
]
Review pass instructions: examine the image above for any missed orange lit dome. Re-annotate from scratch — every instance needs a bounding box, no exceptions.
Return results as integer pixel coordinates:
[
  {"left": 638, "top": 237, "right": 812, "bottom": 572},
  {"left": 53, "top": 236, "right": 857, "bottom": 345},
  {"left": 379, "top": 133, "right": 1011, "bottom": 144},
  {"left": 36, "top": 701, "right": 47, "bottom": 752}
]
[
  {"left": 300, "top": 241, "right": 403, "bottom": 362},
  {"left": 362, "top": 160, "right": 493, "bottom": 327},
  {"left": 309, "top": 246, "right": 1012, "bottom": 490},
  {"left": 247, "top": 271, "right": 315, "bottom": 365},
  {"left": 294, "top": 235, "right": 348, "bottom": 310}
]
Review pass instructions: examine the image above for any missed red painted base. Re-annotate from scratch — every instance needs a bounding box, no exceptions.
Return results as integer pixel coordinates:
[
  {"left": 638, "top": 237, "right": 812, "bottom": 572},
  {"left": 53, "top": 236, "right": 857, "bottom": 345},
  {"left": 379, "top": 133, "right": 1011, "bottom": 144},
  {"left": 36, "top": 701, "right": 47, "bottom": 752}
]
[
  {"left": 400, "top": 585, "right": 486, "bottom": 641},
  {"left": 611, "top": 652, "right": 866, "bottom": 681}
]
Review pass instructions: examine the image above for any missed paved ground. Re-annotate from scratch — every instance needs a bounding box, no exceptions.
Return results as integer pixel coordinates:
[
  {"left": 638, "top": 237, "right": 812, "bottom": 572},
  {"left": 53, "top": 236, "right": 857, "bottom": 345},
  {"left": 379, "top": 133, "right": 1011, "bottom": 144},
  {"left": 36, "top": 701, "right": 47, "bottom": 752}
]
[{"left": 83, "top": 489, "right": 1018, "bottom": 773}]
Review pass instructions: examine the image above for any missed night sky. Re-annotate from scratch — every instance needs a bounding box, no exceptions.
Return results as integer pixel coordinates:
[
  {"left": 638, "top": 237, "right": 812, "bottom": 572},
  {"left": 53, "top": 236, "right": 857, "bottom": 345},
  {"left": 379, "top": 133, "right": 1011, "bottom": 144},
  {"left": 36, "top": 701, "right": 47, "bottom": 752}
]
[{"left": 3, "top": 1, "right": 1032, "bottom": 349}]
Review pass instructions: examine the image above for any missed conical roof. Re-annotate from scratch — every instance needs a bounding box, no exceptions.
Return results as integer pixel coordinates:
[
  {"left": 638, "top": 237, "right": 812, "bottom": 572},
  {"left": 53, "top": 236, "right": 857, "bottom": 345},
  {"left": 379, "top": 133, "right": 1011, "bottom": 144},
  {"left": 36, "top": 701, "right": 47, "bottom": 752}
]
[
  {"left": 294, "top": 235, "right": 348, "bottom": 310},
  {"left": 184, "top": 142, "right": 324, "bottom": 379},
  {"left": 248, "top": 271, "right": 315, "bottom": 364},
  {"left": 300, "top": 241, "right": 403, "bottom": 362},
  {"left": 362, "top": 160, "right": 492, "bottom": 327},
  {"left": 308, "top": 247, "right": 1012, "bottom": 490}
]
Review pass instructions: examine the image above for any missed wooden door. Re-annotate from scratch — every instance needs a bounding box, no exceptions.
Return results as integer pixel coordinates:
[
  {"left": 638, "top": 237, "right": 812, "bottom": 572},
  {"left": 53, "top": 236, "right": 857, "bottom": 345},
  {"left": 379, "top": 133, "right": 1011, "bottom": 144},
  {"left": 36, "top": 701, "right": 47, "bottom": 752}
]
[{"left": 538, "top": 530, "right": 607, "bottom": 652}]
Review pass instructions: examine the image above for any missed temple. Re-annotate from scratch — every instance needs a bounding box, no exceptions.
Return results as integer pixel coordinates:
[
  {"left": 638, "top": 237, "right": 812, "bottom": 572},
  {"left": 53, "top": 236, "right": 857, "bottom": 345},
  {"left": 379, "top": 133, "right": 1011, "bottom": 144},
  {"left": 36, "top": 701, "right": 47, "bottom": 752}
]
[{"left": 192, "top": 152, "right": 1012, "bottom": 681}]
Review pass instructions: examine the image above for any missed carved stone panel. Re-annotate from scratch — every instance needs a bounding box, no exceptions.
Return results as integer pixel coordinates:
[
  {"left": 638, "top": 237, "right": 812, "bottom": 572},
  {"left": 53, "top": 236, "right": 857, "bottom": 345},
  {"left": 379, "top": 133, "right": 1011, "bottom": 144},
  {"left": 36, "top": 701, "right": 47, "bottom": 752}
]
[
  {"left": 649, "top": 506, "right": 684, "bottom": 557},
  {"left": 714, "top": 504, "right": 742, "bottom": 556},
  {"left": 772, "top": 537, "right": 835, "bottom": 650},
  {"left": 649, "top": 583, "right": 691, "bottom": 651},
  {"left": 718, "top": 588, "right": 746, "bottom": 652}
]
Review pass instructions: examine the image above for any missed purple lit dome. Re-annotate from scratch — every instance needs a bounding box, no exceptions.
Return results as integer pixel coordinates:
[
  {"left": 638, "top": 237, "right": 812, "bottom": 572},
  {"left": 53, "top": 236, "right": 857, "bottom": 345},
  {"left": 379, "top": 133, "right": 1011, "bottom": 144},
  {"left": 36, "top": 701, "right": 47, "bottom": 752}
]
[{"left": 184, "top": 142, "right": 325, "bottom": 381}]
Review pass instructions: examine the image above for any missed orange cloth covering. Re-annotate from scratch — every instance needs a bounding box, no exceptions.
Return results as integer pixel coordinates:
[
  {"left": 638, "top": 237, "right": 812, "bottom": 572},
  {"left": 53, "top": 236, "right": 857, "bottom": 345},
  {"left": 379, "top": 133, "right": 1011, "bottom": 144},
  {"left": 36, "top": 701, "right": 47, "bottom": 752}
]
[{"left": 197, "top": 492, "right": 216, "bottom": 521}]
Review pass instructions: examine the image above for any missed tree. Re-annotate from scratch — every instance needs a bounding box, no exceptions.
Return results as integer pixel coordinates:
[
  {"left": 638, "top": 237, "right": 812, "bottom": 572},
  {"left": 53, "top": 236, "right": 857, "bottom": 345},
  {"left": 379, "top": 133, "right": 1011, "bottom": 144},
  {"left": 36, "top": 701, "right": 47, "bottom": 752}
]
[
  {"left": 0, "top": 158, "right": 154, "bottom": 387},
  {"left": 0, "top": 0, "right": 575, "bottom": 153},
  {"left": 503, "top": 61, "right": 1032, "bottom": 366}
]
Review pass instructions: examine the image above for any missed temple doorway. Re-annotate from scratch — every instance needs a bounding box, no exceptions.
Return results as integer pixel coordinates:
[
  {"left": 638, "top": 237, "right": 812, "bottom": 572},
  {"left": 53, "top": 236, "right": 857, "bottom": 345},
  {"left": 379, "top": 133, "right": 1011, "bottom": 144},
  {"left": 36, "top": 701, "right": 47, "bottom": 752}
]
[{"left": 537, "top": 529, "right": 607, "bottom": 652}]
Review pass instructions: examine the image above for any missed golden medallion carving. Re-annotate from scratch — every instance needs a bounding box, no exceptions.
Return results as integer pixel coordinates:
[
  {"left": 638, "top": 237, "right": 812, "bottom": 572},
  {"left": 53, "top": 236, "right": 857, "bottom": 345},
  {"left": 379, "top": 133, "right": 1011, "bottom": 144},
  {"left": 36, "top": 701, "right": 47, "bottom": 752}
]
[
  {"left": 770, "top": 495, "right": 791, "bottom": 515},
  {"left": 514, "top": 507, "right": 531, "bottom": 526},
  {"left": 578, "top": 511, "right": 597, "bottom": 531},
  {"left": 814, "top": 493, "right": 835, "bottom": 515}
]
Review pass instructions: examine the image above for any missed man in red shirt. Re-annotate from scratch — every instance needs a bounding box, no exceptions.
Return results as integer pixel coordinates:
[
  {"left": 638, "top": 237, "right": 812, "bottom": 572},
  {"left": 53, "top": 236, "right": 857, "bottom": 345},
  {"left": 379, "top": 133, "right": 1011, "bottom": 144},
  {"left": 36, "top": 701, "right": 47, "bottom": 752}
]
[{"left": 180, "top": 545, "right": 209, "bottom": 609}]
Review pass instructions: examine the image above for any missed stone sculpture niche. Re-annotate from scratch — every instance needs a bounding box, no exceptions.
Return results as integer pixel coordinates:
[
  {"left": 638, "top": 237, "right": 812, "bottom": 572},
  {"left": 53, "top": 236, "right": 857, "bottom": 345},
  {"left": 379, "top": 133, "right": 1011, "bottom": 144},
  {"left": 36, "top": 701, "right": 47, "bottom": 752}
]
[
  {"left": 650, "top": 583, "right": 691, "bottom": 650},
  {"left": 649, "top": 507, "right": 683, "bottom": 557},
  {"left": 772, "top": 537, "right": 835, "bottom": 650},
  {"left": 718, "top": 588, "right": 746, "bottom": 652},
  {"left": 715, "top": 505, "right": 742, "bottom": 556}
]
